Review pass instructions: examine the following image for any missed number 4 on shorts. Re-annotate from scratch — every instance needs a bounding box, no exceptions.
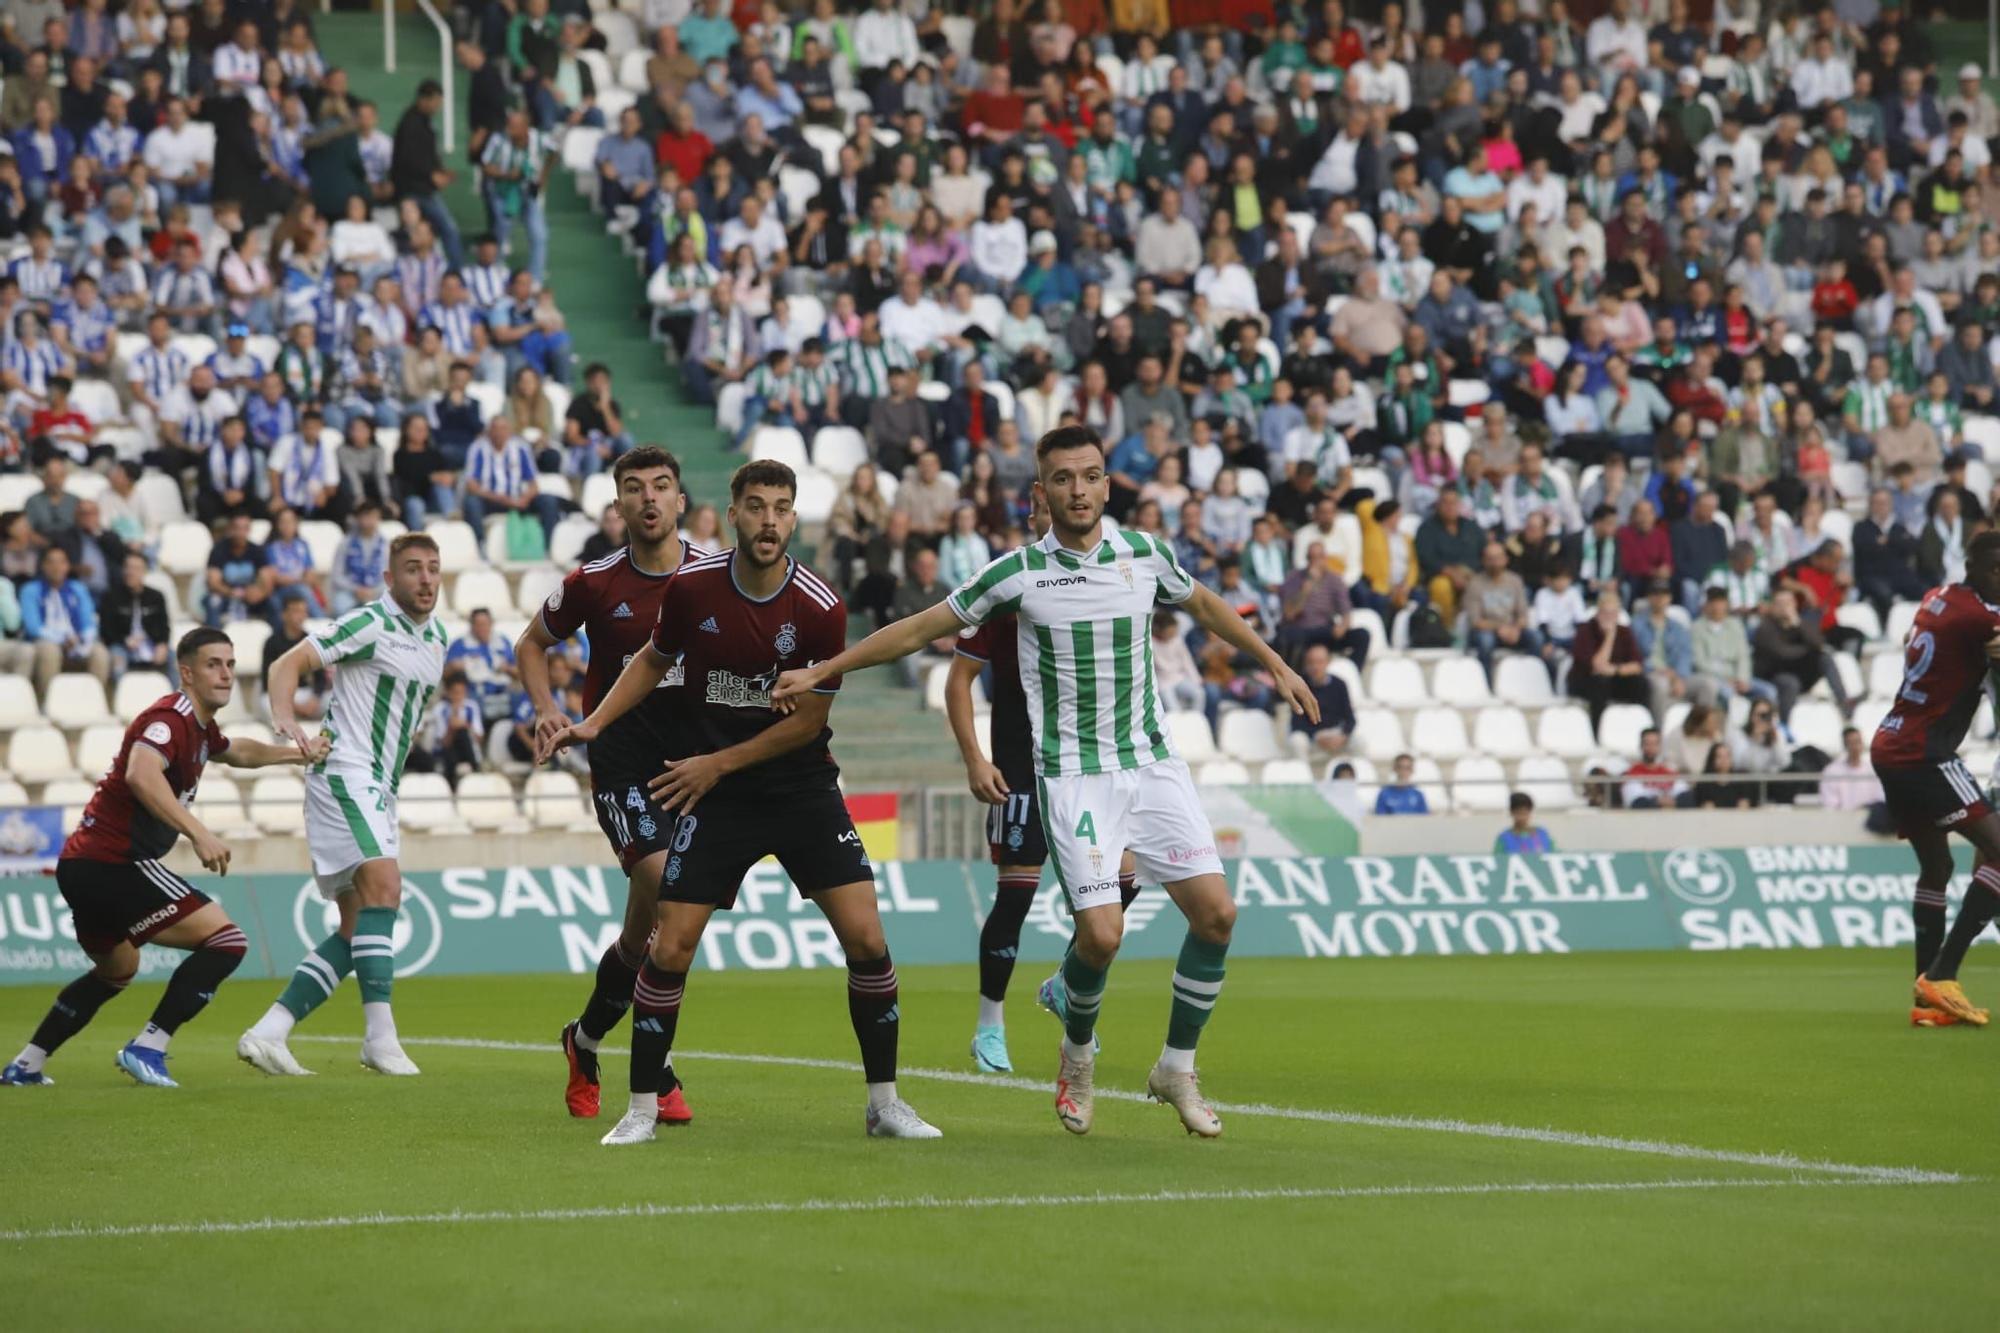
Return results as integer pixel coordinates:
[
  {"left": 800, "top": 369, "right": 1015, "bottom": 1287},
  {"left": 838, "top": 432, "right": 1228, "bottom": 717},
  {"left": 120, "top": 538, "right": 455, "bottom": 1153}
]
[{"left": 1074, "top": 811, "right": 1096, "bottom": 844}]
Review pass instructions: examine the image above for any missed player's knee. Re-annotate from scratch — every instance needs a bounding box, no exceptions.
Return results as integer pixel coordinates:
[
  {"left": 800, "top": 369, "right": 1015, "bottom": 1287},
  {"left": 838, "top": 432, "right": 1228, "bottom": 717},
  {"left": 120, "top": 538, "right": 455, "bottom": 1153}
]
[
  {"left": 1073, "top": 910, "right": 1124, "bottom": 961},
  {"left": 90, "top": 959, "right": 137, "bottom": 988},
  {"left": 1188, "top": 895, "right": 1236, "bottom": 944},
  {"left": 650, "top": 927, "right": 700, "bottom": 972}
]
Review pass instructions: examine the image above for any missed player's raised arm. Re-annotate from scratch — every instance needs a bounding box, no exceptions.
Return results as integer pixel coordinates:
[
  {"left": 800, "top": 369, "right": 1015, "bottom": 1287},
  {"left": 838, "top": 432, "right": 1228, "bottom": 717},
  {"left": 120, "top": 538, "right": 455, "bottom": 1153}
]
[
  {"left": 538, "top": 639, "right": 674, "bottom": 761},
  {"left": 648, "top": 691, "right": 835, "bottom": 814},
  {"left": 215, "top": 733, "right": 331, "bottom": 768},
  {"left": 772, "top": 599, "right": 970, "bottom": 701},
  {"left": 1182, "top": 581, "right": 1321, "bottom": 724},
  {"left": 125, "top": 743, "right": 231, "bottom": 875}
]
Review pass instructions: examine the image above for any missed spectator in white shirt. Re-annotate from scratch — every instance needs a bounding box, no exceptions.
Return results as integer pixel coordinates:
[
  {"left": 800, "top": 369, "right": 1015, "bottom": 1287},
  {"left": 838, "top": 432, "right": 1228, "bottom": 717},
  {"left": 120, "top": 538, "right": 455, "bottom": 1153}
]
[
  {"left": 141, "top": 97, "right": 213, "bottom": 205},
  {"left": 1507, "top": 155, "right": 1567, "bottom": 223},
  {"left": 969, "top": 193, "right": 1028, "bottom": 289},
  {"left": 1818, "top": 726, "right": 1886, "bottom": 812},
  {"left": 1348, "top": 43, "right": 1411, "bottom": 114},
  {"left": 1585, "top": 0, "right": 1649, "bottom": 91},
  {"left": 1790, "top": 35, "right": 1853, "bottom": 110},
  {"left": 877, "top": 271, "right": 946, "bottom": 370},
  {"left": 715, "top": 195, "right": 787, "bottom": 268},
  {"left": 852, "top": 0, "right": 919, "bottom": 77},
  {"left": 1134, "top": 187, "right": 1202, "bottom": 289}
]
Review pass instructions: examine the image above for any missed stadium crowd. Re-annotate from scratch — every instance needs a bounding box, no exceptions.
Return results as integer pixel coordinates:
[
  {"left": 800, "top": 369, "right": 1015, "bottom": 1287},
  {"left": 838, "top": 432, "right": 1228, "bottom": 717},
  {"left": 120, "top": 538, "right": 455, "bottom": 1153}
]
[{"left": 0, "top": 0, "right": 1995, "bottom": 810}]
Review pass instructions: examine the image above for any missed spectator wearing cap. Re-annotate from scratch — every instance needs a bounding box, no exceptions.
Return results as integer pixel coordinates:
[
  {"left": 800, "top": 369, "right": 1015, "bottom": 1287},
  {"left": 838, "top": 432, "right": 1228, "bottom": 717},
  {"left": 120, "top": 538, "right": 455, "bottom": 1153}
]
[
  {"left": 206, "top": 322, "right": 264, "bottom": 394},
  {"left": 1947, "top": 62, "right": 2000, "bottom": 142}
]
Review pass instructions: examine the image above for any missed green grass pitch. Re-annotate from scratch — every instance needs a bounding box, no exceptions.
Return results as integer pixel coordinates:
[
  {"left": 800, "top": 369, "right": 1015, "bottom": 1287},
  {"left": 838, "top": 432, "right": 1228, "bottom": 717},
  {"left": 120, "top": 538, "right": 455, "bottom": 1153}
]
[{"left": 2, "top": 949, "right": 1996, "bottom": 1329}]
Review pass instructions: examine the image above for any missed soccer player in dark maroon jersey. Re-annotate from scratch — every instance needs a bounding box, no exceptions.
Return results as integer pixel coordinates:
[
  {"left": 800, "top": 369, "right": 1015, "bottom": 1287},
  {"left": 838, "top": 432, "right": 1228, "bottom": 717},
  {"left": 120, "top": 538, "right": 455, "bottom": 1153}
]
[
  {"left": 1870, "top": 530, "right": 2000, "bottom": 1027},
  {"left": 1, "top": 629, "right": 327, "bottom": 1089},
  {"left": 543, "top": 460, "right": 941, "bottom": 1143},
  {"left": 515, "top": 446, "right": 707, "bottom": 1124}
]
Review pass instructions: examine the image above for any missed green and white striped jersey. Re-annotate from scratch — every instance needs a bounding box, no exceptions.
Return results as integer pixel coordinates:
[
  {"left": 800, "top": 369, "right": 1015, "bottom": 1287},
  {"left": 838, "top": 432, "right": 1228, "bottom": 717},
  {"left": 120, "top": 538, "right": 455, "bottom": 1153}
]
[
  {"left": 309, "top": 595, "right": 448, "bottom": 793},
  {"left": 948, "top": 528, "right": 1197, "bottom": 778}
]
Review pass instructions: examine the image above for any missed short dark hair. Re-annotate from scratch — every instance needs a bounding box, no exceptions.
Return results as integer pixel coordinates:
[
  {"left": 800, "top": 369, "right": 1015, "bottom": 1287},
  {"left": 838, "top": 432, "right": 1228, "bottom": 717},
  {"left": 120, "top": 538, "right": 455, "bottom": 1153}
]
[
  {"left": 1509, "top": 791, "right": 1534, "bottom": 812},
  {"left": 613, "top": 445, "right": 682, "bottom": 485},
  {"left": 176, "top": 626, "right": 232, "bottom": 663},
  {"left": 1034, "top": 423, "right": 1105, "bottom": 462},
  {"left": 1970, "top": 529, "right": 2000, "bottom": 571},
  {"left": 730, "top": 459, "right": 797, "bottom": 500},
  {"left": 583, "top": 362, "right": 609, "bottom": 380}
]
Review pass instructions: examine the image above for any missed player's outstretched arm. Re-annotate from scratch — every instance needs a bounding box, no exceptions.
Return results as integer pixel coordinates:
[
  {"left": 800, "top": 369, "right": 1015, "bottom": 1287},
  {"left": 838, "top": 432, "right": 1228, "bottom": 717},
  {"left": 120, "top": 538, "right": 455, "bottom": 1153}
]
[
  {"left": 1183, "top": 582, "right": 1321, "bottom": 724},
  {"left": 772, "top": 600, "right": 967, "bottom": 701},
  {"left": 126, "top": 744, "right": 231, "bottom": 875},
  {"left": 648, "top": 693, "right": 835, "bottom": 814},
  {"left": 514, "top": 615, "right": 572, "bottom": 757},
  {"left": 944, "top": 650, "right": 1007, "bottom": 804},
  {"left": 216, "top": 734, "right": 331, "bottom": 769},
  {"left": 539, "top": 640, "right": 672, "bottom": 762},
  {"left": 267, "top": 639, "right": 327, "bottom": 758}
]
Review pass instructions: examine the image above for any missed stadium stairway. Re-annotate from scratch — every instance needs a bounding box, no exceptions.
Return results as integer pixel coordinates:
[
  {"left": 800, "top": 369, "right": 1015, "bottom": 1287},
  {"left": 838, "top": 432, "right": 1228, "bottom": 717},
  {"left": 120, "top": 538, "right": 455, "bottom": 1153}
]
[{"left": 319, "top": 16, "right": 953, "bottom": 789}]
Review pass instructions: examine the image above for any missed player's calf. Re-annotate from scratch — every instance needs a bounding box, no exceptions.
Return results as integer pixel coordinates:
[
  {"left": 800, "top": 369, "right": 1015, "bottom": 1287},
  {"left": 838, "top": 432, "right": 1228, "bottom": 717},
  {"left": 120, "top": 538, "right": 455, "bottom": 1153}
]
[
  {"left": 117, "top": 922, "right": 249, "bottom": 1088},
  {"left": 6, "top": 962, "right": 135, "bottom": 1086}
]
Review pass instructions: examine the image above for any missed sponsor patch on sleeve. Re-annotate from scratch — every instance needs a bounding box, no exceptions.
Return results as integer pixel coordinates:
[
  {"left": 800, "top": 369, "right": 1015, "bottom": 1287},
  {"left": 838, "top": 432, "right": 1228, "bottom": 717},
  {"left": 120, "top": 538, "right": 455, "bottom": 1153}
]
[{"left": 143, "top": 721, "right": 173, "bottom": 746}]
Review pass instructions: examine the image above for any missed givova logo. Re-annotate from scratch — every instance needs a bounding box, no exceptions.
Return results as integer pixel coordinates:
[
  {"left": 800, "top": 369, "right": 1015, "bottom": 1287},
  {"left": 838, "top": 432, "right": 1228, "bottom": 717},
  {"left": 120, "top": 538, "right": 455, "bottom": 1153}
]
[
  {"left": 1026, "top": 885, "right": 1169, "bottom": 939},
  {"left": 1660, "top": 848, "right": 1737, "bottom": 906},
  {"left": 292, "top": 880, "right": 444, "bottom": 978}
]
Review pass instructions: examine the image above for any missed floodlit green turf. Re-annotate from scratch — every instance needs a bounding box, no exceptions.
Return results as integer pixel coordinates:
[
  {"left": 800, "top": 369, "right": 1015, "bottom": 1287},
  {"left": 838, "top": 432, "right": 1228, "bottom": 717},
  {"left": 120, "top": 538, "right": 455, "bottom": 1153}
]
[{"left": 2, "top": 949, "right": 1996, "bottom": 1329}]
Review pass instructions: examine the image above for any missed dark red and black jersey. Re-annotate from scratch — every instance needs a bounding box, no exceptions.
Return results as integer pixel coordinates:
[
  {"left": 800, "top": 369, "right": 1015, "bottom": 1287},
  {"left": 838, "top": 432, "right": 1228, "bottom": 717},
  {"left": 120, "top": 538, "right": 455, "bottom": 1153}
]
[
  {"left": 538, "top": 537, "right": 711, "bottom": 713},
  {"left": 64, "top": 693, "right": 229, "bottom": 863},
  {"left": 955, "top": 613, "right": 1032, "bottom": 779},
  {"left": 649, "top": 549, "right": 847, "bottom": 794},
  {"left": 1873, "top": 584, "right": 2000, "bottom": 768}
]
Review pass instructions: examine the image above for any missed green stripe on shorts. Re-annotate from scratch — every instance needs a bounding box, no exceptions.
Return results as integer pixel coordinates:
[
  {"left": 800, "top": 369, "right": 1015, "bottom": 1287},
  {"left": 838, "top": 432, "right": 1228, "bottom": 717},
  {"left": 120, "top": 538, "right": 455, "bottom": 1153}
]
[{"left": 326, "top": 774, "right": 383, "bottom": 860}]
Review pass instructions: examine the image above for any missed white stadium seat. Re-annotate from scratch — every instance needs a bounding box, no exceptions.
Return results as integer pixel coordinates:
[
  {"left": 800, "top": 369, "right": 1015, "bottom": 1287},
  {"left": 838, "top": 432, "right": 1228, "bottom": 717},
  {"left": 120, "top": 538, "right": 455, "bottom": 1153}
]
[
  {"left": 748, "top": 427, "right": 810, "bottom": 471},
  {"left": 225, "top": 619, "right": 271, "bottom": 668},
  {"left": 75, "top": 725, "right": 125, "bottom": 779},
  {"left": 1868, "top": 652, "right": 1907, "bottom": 700},
  {"left": 452, "top": 567, "right": 514, "bottom": 617},
  {"left": 1351, "top": 707, "right": 1406, "bottom": 762},
  {"left": 580, "top": 472, "right": 617, "bottom": 519},
  {"left": 1595, "top": 704, "right": 1652, "bottom": 755},
  {"left": 1788, "top": 700, "right": 1846, "bottom": 754},
  {"left": 0, "top": 676, "right": 41, "bottom": 730},
  {"left": 44, "top": 778, "right": 96, "bottom": 832},
  {"left": 1166, "top": 711, "right": 1217, "bottom": 763},
  {"left": 158, "top": 521, "right": 215, "bottom": 575},
  {"left": 810, "top": 426, "right": 870, "bottom": 479},
  {"left": 425, "top": 520, "right": 484, "bottom": 570},
  {"left": 1450, "top": 756, "right": 1511, "bottom": 812},
  {"left": 1196, "top": 760, "right": 1252, "bottom": 785},
  {"left": 1430, "top": 657, "right": 1494, "bottom": 708},
  {"left": 1364, "top": 656, "right": 1430, "bottom": 707},
  {"left": 1408, "top": 706, "right": 1470, "bottom": 760},
  {"left": 516, "top": 567, "right": 564, "bottom": 620},
  {"left": 1536, "top": 705, "right": 1597, "bottom": 758},
  {"left": 1884, "top": 600, "right": 1919, "bottom": 646},
  {"left": 526, "top": 771, "right": 590, "bottom": 830},
  {"left": 1258, "top": 759, "right": 1314, "bottom": 784},
  {"left": 794, "top": 467, "right": 839, "bottom": 524},
  {"left": 1471, "top": 706, "right": 1535, "bottom": 759},
  {"left": 249, "top": 775, "right": 308, "bottom": 835},
  {"left": 399, "top": 774, "right": 463, "bottom": 833},
  {"left": 1217, "top": 710, "right": 1285, "bottom": 763},
  {"left": 1519, "top": 756, "right": 1582, "bottom": 811},
  {"left": 1494, "top": 655, "right": 1556, "bottom": 707},
  {"left": 549, "top": 516, "right": 596, "bottom": 566},
  {"left": 454, "top": 773, "right": 521, "bottom": 830},
  {"left": 42, "top": 675, "right": 114, "bottom": 730},
  {"left": 191, "top": 781, "right": 253, "bottom": 835}
]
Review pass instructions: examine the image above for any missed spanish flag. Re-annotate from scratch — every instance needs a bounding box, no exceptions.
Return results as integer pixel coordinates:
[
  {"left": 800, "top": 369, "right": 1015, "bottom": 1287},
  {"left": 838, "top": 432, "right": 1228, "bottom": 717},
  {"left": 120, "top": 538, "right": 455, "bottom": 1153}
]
[{"left": 845, "top": 792, "right": 900, "bottom": 864}]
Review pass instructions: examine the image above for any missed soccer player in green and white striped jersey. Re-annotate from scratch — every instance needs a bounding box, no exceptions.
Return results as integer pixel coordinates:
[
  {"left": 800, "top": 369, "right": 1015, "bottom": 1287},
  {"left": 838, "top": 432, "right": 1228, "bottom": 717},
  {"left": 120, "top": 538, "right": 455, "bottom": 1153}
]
[
  {"left": 237, "top": 533, "right": 448, "bottom": 1079},
  {"left": 776, "top": 426, "right": 1318, "bottom": 1139}
]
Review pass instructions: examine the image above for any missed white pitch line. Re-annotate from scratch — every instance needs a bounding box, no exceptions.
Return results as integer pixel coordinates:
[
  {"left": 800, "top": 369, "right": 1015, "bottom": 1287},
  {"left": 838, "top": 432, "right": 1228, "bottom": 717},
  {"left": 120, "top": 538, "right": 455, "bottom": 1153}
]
[
  {"left": 0, "top": 1176, "right": 1911, "bottom": 1244},
  {"left": 285, "top": 1035, "right": 1967, "bottom": 1186}
]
